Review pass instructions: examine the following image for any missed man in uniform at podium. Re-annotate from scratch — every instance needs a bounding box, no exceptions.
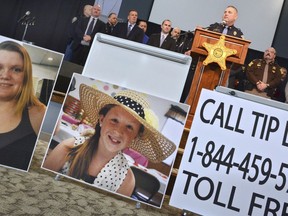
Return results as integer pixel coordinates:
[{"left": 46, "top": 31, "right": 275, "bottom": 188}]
[
  {"left": 208, "top": 5, "right": 245, "bottom": 89},
  {"left": 207, "top": 5, "right": 244, "bottom": 38},
  {"left": 180, "top": 5, "right": 244, "bottom": 102}
]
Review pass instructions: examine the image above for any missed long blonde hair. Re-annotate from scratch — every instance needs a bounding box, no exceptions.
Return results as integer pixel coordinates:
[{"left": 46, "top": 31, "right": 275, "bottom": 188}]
[{"left": 0, "top": 41, "right": 41, "bottom": 115}]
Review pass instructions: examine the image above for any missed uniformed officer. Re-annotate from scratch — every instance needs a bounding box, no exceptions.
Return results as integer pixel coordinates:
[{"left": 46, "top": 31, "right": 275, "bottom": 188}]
[
  {"left": 245, "top": 47, "right": 282, "bottom": 98},
  {"left": 207, "top": 5, "right": 244, "bottom": 38}
]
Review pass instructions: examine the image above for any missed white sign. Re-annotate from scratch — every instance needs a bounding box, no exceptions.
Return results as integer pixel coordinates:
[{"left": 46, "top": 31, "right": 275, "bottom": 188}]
[
  {"left": 83, "top": 33, "right": 191, "bottom": 102},
  {"left": 170, "top": 89, "right": 288, "bottom": 216}
]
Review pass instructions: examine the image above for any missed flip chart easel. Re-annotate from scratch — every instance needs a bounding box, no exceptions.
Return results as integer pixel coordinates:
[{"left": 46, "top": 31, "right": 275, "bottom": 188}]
[{"left": 83, "top": 33, "right": 192, "bottom": 102}]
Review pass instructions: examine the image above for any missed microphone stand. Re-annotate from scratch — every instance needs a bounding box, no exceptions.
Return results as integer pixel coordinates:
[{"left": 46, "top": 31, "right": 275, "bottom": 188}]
[
  {"left": 179, "top": 33, "right": 188, "bottom": 54},
  {"left": 20, "top": 16, "right": 35, "bottom": 44},
  {"left": 179, "top": 31, "right": 194, "bottom": 54}
]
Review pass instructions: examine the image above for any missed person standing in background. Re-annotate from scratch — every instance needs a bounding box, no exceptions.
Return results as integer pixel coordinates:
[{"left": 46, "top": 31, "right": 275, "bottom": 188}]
[
  {"left": 170, "top": 27, "right": 182, "bottom": 53},
  {"left": 138, "top": 20, "right": 149, "bottom": 44},
  {"left": 245, "top": 47, "right": 282, "bottom": 99},
  {"left": 94, "top": 0, "right": 122, "bottom": 17},
  {"left": 64, "top": 4, "right": 93, "bottom": 61},
  {"left": 147, "top": 19, "right": 176, "bottom": 52},
  {"left": 105, "top": 12, "right": 118, "bottom": 35},
  {"left": 112, "top": 9, "right": 144, "bottom": 43},
  {"left": 82, "top": 5, "right": 93, "bottom": 19},
  {"left": 70, "top": 4, "right": 106, "bottom": 66}
]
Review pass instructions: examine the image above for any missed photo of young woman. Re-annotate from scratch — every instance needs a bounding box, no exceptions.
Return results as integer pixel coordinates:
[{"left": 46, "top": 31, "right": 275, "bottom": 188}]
[{"left": 0, "top": 41, "right": 46, "bottom": 170}]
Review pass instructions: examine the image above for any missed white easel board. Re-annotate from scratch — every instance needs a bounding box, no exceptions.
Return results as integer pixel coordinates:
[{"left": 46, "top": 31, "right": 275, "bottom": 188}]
[
  {"left": 170, "top": 87, "right": 288, "bottom": 216},
  {"left": 82, "top": 33, "right": 192, "bottom": 102}
]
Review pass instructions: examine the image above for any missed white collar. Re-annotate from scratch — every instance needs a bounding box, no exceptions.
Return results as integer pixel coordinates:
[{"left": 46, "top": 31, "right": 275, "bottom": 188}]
[{"left": 161, "top": 33, "right": 168, "bottom": 38}]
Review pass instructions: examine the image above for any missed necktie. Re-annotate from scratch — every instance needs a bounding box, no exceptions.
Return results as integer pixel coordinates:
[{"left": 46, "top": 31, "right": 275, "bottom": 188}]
[
  {"left": 86, "top": 18, "right": 95, "bottom": 35},
  {"left": 222, "top": 26, "right": 228, "bottom": 35},
  {"left": 127, "top": 24, "right": 132, "bottom": 36},
  {"left": 160, "top": 35, "right": 165, "bottom": 47},
  {"left": 262, "top": 63, "right": 269, "bottom": 83}
]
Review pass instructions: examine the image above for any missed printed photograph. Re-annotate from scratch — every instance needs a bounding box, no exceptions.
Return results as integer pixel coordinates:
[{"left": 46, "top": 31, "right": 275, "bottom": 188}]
[
  {"left": 0, "top": 36, "right": 63, "bottom": 171},
  {"left": 41, "top": 73, "right": 189, "bottom": 208}
]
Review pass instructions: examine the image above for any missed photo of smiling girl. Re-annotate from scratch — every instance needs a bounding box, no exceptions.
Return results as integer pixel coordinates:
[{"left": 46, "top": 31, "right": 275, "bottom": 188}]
[{"left": 43, "top": 80, "right": 177, "bottom": 197}]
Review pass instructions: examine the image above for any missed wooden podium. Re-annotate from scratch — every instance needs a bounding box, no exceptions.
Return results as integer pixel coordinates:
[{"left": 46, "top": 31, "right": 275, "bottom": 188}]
[{"left": 185, "top": 27, "right": 251, "bottom": 128}]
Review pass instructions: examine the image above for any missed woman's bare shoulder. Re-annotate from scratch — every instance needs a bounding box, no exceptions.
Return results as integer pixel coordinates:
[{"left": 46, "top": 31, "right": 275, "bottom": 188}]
[
  {"left": 28, "top": 103, "right": 46, "bottom": 134},
  {"left": 29, "top": 103, "right": 46, "bottom": 117}
]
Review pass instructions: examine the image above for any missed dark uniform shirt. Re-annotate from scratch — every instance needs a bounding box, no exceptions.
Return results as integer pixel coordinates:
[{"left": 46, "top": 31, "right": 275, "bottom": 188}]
[
  {"left": 245, "top": 59, "right": 282, "bottom": 96},
  {"left": 207, "top": 22, "right": 244, "bottom": 38}
]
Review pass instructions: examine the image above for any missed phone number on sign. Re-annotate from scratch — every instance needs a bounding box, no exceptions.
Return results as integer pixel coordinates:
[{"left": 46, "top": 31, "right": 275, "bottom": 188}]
[{"left": 188, "top": 137, "right": 288, "bottom": 192}]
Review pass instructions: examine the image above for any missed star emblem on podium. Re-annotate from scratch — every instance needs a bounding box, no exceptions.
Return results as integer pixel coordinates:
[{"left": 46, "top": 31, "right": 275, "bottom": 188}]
[{"left": 202, "top": 35, "right": 237, "bottom": 70}]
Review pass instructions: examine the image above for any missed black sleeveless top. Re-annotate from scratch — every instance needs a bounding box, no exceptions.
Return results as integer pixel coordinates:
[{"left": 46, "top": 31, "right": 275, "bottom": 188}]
[{"left": 0, "top": 107, "right": 37, "bottom": 170}]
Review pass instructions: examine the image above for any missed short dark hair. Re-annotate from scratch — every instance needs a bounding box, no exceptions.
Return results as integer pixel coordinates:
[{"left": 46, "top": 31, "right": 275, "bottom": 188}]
[
  {"left": 108, "top": 12, "right": 116, "bottom": 18},
  {"left": 162, "top": 19, "right": 171, "bottom": 25},
  {"left": 138, "top": 20, "right": 147, "bottom": 25},
  {"left": 227, "top": 5, "right": 238, "bottom": 13},
  {"left": 128, "top": 9, "right": 138, "bottom": 15}
]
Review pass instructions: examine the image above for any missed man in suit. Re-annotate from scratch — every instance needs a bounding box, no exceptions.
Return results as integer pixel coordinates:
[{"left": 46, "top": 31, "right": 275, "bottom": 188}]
[
  {"left": 112, "top": 9, "right": 144, "bottom": 43},
  {"left": 70, "top": 4, "right": 106, "bottom": 66},
  {"left": 64, "top": 4, "right": 93, "bottom": 61},
  {"left": 138, "top": 20, "right": 149, "bottom": 44},
  {"left": 105, "top": 12, "right": 118, "bottom": 35},
  {"left": 147, "top": 19, "right": 176, "bottom": 52}
]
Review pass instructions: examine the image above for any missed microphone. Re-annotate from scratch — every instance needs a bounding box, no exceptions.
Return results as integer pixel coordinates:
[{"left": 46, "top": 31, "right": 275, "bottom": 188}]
[
  {"left": 17, "top": 11, "right": 31, "bottom": 23},
  {"left": 179, "top": 31, "right": 191, "bottom": 36},
  {"left": 222, "top": 20, "right": 227, "bottom": 26}
]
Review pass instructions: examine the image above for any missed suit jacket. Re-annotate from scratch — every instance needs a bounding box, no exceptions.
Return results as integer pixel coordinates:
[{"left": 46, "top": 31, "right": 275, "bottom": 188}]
[
  {"left": 112, "top": 22, "right": 144, "bottom": 43},
  {"left": 105, "top": 22, "right": 114, "bottom": 35},
  {"left": 147, "top": 33, "right": 176, "bottom": 52},
  {"left": 71, "top": 16, "right": 106, "bottom": 50}
]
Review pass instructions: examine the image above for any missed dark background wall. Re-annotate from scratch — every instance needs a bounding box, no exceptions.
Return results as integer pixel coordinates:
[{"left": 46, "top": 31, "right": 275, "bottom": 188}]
[
  {"left": 118, "top": 0, "right": 153, "bottom": 22},
  {"left": 0, "top": 0, "right": 95, "bottom": 52},
  {"left": 0, "top": 0, "right": 287, "bottom": 68},
  {"left": 272, "top": 0, "right": 288, "bottom": 62},
  {"left": 245, "top": 0, "right": 288, "bottom": 68}
]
